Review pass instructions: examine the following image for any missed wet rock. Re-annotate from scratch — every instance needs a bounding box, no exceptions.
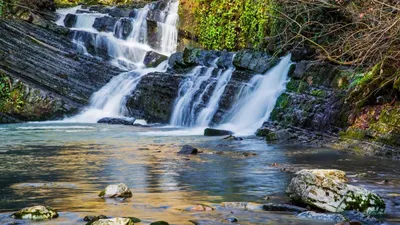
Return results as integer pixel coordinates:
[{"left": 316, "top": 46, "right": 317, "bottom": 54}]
[
  {"left": 265, "top": 128, "right": 296, "bottom": 142},
  {"left": 114, "top": 18, "right": 133, "bottom": 39},
  {"left": 204, "top": 128, "right": 233, "bottom": 136},
  {"left": 99, "top": 183, "right": 133, "bottom": 198},
  {"left": 93, "top": 16, "right": 118, "bottom": 32},
  {"left": 178, "top": 145, "right": 198, "bottom": 155},
  {"left": 226, "top": 217, "right": 238, "bottom": 223},
  {"left": 143, "top": 51, "right": 168, "bottom": 68},
  {"left": 221, "top": 202, "right": 264, "bottom": 211},
  {"left": 287, "top": 169, "right": 386, "bottom": 215},
  {"left": 336, "top": 222, "right": 363, "bottom": 225},
  {"left": 63, "top": 13, "right": 77, "bottom": 27},
  {"left": 150, "top": 222, "right": 169, "bottom": 225},
  {"left": 84, "top": 215, "right": 107, "bottom": 223},
  {"left": 109, "top": 6, "right": 132, "bottom": 18},
  {"left": 233, "top": 49, "right": 278, "bottom": 74},
  {"left": 168, "top": 52, "right": 187, "bottom": 69},
  {"left": 341, "top": 211, "right": 381, "bottom": 225},
  {"left": 262, "top": 203, "right": 307, "bottom": 212},
  {"left": 296, "top": 211, "right": 346, "bottom": 223},
  {"left": 11, "top": 206, "right": 58, "bottom": 220},
  {"left": 126, "top": 72, "right": 184, "bottom": 123},
  {"left": 91, "top": 218, "right": 135, "bottom": 225},
  {"left": 223, "top": 135, "right": 243, "bottom": 141},
  {"left": 97, "top": 117, "right": 134, "bottom": 125}
]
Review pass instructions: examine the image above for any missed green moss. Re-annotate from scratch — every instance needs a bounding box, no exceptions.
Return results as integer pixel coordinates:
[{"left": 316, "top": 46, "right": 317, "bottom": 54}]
[
  {"left": 344, "top": 191, "right": 385, "bottom": 215},
  {"left": 98, "top": 190, "right": 105, "bottom": 197},
  {"left": 189, "top": 0, "right": 278, "bottom": 51},
  {"left": 310, "top": 89, "right": 326, "bottom": 97}
]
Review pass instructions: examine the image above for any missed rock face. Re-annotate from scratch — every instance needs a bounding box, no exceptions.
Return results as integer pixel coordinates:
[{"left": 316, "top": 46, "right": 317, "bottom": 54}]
[
  {"left": 287, "top": 169, "right": 385, "bottom": 215},
  {"left": 63, "top": 14, "right": 77, "bottom": 27},
  {"left": 99, "top": 183, "right": 133, "bottom": 198},
  {"left": 12, "top": 205, "right": 58, "bottom": 220},
  {"left": 126, "top": 72, "right": 184, "bottom": 123},
  {"left": 0, "top": 19, "right": 122, "bottom": 122},
  {"left": 93, "top": 16, "right": 118, "bottom": 32}
]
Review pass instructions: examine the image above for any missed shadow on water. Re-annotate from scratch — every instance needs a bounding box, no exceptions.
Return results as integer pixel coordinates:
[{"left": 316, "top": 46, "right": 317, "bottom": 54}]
[{"left": 0, "top": 123, "right": 399, "bottom": 224}]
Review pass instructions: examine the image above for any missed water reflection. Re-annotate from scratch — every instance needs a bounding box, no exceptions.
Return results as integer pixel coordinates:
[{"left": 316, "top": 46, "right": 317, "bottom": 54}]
[{"left": 0, "top": 123, "right": 399, "bottom": 224}]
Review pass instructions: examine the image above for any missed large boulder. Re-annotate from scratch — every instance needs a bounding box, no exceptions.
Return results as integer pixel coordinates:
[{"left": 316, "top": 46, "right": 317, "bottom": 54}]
[
  {"left": 12, "top": 205, "right": 58, "bottom": 220},
  {"left": 204, "top": 128, "right": 233, "bottom": 136},
  {"left": 99, "top": 183, "right": 133, "bottom": 198},
  {"left": 287, "top": 169, "right": 385, "bottom": 215},
  {"left": 63, "top": 13, "right": 77, "bottom": 27}
]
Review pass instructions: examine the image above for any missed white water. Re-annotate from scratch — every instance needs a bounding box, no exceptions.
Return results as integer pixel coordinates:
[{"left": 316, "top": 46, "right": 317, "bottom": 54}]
[
  {"left": 57, "top": 1, "right": 180, "bottom": 123},
  {"left": 195, "top": 67, "right": 234, "bottom": 126},
  {"left": 218, "top": 55, "right": 292, "bottom": 135},
  {"left": 158, "top": 1, "right": 180, "bottom": 55}
]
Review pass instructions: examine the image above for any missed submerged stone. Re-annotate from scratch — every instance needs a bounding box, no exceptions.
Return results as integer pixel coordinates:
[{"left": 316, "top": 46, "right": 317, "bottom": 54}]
[
  {"left": 204, "top": 128, "right": 233, "bottom": 136},
  {"left": 178, "top": 145, "right": 198, "bottom": 155},
  {"left": 287, "top": 169, "right": 385, "bottom": 215},
  {"left": 84, "top": 215, "right": 107, "bottom": 223},
  {"left": 11, "top": 205, "right": 58, "bottom": 220},
  {"left": 262, "top": 203, "right": 307, "bottom": 212},
  {"left": 150, "top": 221, "right": 169, "bottom": 225},
  {"left": 297, "top": 211, "right": 346, "bottom": 223},
  {"left": 99, "top": 183, "right": 133, "bottom": 198},
  {"left": 91, "top": 218, "right": 135, "bottom": 225}
]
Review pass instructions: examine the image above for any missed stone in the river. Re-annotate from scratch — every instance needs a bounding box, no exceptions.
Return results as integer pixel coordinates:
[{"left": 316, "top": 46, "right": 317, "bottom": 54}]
[
  {"left": 287, "top": 169, "right": 385, "bottom": 215},
  {"left": 223, "top": 135, "right": 243, "bottom": 141},
  {"left": 150, "top": 222, "right": 169, "bottom": 225},
  {"left": 191, "top": 204, "right": 214, "bottom": 211},
  {"left": 84, "top": 215, "right": 107, "bottom": 223},
  {"left": 178, "top": 145, "right": 198, "bottom": 155},
  {"left": 297, "top": 211, "right": 346, "bottom": 223},
  {"left": 97, "top": 117, "right": 134, "bottom": 125},
  {"left": 143, "top": 51, "right": 168, "bottom": 68},
  {"left": 91, "top": 218, "right": 135, "bottom": 225},
  {"left": 204, "top": 128, "right": 233, "bottom": 136},
  {"left": 64, "top": 13, "right": 77, "bottom": 27},
  {"left": 99, "top": 183, "right": 132, "bottom": 198},
  {"left": 221, "top": 202, "right": 264, "bottom": 211},
  {"left": 262, "top": 203, "right": 307, "bottom": 212},
  {"left": 11, "top": 205, "right": 58, "bottom": 220},
  {"left": 108, "top": 6, "right": 132, "bottom": 17},
  {"left": 226, "top": 217, "right": 238, "bottom": 223}
]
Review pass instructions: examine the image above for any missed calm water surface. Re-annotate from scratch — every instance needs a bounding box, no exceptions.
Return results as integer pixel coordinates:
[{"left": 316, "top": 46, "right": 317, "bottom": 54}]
[{"left": 0, "top": 123, "right": 399, "bottom": 224}]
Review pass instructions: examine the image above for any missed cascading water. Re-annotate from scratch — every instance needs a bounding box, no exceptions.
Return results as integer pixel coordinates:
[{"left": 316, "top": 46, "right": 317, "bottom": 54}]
[
  {"left": 58, "top": 0, "right": 180, "bottom": 122},
  {"left": 158, "top": 1, "right": 179, "bottom": 55},
  {"left": 218, "top": 55, "right": 292, "bottom": 135}
]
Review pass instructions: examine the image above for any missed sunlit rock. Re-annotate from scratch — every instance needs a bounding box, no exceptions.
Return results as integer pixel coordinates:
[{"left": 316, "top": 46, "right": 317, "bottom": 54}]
[
  {"left": 287, "top": 169, "right": 385, "bottom": 215},
  {"left": 99, "top": 183, "right": 132, "bottom": 198},
  {"left": 11, "top": 205, "right": 58, "bottom": 220}
]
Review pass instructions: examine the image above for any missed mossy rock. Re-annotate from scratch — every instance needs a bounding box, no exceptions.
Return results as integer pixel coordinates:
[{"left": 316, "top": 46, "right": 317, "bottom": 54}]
[{"left": 12, "top": 205, "right": 58, "bottom": 220}]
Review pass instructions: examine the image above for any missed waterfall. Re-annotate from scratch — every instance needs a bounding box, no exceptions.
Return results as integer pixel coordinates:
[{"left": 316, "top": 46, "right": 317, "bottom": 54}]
[
  {"left": 218, "top": 55, "right": 292, "bottom": 135},
  {"left": 58, "top": 1, "right": 180, "bottom": 123},
  {"left": 158, "top": 1, "right": 180, "bottom": 55}
]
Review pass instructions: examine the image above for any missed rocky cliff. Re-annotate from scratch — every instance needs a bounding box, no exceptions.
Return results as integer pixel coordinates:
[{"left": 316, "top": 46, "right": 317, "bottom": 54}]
[{"left": 0, "top": 18, "right": 122, "bottom": 122}]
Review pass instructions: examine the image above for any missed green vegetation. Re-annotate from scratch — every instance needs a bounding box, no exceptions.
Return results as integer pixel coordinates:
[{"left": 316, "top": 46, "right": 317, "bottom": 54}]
[
  {"left": 0, "top": 74, "right": 24, "bottom": 114},
  {"left": 186, "top": 0, "right": 277, "bottom": 51}
]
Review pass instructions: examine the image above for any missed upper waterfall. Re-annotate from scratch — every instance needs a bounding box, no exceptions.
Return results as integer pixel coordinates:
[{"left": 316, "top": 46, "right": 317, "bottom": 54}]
[{"left": 59, "top": 0, "right": 180, "bottom": 123}]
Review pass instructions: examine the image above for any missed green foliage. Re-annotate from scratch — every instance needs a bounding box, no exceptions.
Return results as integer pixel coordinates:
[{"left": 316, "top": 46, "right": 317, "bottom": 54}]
[
  {"left": 0, "top": 74, "right": 25, "bottom": 114},
  {"left": 192, "top": 0, "right": 277, "bottom": 51}
]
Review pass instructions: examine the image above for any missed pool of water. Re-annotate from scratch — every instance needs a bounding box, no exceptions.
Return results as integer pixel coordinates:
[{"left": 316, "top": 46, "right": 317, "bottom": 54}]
[{"left": 0, "top": 123, "right": 399, "bottom": 224}]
